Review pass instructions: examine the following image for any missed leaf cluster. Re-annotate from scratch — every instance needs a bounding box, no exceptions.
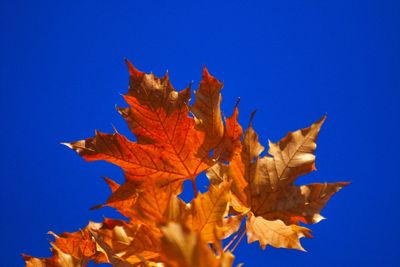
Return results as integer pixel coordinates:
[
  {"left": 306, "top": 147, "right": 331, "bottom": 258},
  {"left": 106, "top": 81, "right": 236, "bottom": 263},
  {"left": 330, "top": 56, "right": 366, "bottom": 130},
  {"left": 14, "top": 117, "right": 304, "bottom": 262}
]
[{"left": 23, "top": 61, "right": 348, "bottom": 267}]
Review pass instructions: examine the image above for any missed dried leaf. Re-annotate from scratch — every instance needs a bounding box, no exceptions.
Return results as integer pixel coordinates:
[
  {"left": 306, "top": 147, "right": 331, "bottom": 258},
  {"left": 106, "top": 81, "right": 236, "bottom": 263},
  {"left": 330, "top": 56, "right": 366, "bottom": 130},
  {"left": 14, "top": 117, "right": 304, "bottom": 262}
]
[
  {"left": 214, "top": 106, "right": 243, "bottom": 162},
  {"left": 65, "top": 61, "right": 229, "bottom": 185},
  {"left": 166, "top": 181, "right": 231, "bottom": 243},
  {"left": 48, "top": 229, "right": 96, "bottom": 260},
  {"left": 192, "top": 67, "right": 224, "bottom": 151},
  {"left": 94, "top": 177, "right": 182, "bottom": 224},
  {"left": 246, "top": 213, "right": 312, "bottom": 251},
  {"left": 23, "top": 248, "right": 89, "bottom": 267},
  {"left": 88, "top": 218, "right": 161, "bottom": 265},
  {"left": 160, "top": 222, "right": 234, "bottom": 267},
  {"left": 255, "top": 182, "right": 350, "bottom": 225},
  {"left": 207, "top": 116, "right": 349, "bottom": 250},
  {"left": 189, "top": 181, "right": 231, "bottom": 242}
]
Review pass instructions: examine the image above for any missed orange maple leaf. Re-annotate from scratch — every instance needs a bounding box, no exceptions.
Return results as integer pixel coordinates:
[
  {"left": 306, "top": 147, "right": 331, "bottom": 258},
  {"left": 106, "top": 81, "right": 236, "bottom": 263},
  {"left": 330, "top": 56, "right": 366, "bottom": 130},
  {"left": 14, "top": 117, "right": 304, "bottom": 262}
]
[
  {"left": 65, "top": 60, "right": 238, "bottom": 187},
  {"left": 160, "top": 222, "right": 235, "bottom": 267}
]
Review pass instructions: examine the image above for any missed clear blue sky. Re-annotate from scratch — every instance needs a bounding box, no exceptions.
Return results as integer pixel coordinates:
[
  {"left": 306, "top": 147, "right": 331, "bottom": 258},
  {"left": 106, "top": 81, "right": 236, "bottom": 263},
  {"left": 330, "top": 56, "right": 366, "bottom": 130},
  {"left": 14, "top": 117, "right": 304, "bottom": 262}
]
[{"left": 1, "top": 0, "right": 399, "bottom": 266}]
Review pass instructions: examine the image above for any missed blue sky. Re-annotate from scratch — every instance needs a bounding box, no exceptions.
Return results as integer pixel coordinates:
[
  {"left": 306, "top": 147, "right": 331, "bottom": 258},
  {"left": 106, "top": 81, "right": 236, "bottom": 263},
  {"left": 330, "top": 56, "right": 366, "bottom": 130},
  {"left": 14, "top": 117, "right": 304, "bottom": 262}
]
[{"left": 1, "top": 0, "right": 399, "bottom": 266}]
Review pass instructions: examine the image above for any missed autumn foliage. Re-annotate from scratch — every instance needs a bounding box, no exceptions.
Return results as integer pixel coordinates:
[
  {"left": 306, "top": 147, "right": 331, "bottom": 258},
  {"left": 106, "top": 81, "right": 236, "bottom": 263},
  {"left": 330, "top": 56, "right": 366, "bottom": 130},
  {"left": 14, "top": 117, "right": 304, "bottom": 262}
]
[{"left": 23, "top": 61, "right": 349, "bottom": 267}]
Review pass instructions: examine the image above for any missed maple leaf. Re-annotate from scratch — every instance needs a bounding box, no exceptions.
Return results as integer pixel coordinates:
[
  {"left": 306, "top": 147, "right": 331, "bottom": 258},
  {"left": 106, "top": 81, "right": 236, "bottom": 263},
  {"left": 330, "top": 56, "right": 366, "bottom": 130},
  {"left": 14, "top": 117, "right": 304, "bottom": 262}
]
[
  {"left": 88, "top": 218, "right": 162, "bottom": 265},
  {"left": 214, "top": 104, "right": 243, "bottom": 162},
  {"left": 65, "top": 60, "right": 237, "bottom": 186},
  {"left": 191, "top": 67, "right": 224, "bottom": 151},
  {"left": 160, "top": 222, "right": 235, "bottom": 267},
  {"left": 162, "top": 180, "right": 233, "bottom": 243},
  {"left": 207, "top": 115, "right": 349, "bottom": 250},
  {"left": 47, "top": 229, "right": 97, "bottom": 261},
  {"left": 187, "top": 180, "right": 231, "bottom": 242},
  {"left": 93, "top": 177, "right": 183, "bottom": 225},
  {"left": 246, "top": 213, "right": 312, "bottom": 251},
  {"left": 23, "top": 248, "right": 85, "bottom": 267},
  {"left": 23, "top": 218, "right": 162, "bottom": 267},
  {"left": 22, "top": 227, "right": 107, "bottom": 267}
]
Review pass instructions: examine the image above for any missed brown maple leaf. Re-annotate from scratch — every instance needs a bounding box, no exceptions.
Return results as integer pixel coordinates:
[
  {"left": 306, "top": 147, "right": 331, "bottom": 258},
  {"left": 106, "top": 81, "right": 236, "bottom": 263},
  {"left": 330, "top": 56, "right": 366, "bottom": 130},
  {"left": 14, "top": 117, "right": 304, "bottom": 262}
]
[
  {"left": 168, "top": 180, "right": 231, "bottom": 243},
  {"left": 207, "top": 115, "right": 349, "bottom": 250}
]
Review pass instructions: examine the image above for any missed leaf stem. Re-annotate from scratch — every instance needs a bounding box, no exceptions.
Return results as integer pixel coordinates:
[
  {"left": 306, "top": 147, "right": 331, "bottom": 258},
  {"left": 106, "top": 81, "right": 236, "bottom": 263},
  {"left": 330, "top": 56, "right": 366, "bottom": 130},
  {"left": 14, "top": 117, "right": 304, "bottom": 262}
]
[
  {"left": 231, "top": 227, "right": 246, "bottom": 252},
  {"left": 192, "top": 178, "right": 198, "bottom": 198},
  {"left": 209, "top": 243, "right": 218, "bottom": 256},
  {"left": 223, "top": 225, "right": 246, "bottom": 252}
]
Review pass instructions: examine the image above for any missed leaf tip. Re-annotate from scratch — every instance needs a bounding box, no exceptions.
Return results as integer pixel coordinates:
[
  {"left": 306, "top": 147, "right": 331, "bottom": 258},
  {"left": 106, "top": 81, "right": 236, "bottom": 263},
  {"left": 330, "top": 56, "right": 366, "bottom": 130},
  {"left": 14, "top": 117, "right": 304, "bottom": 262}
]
[
  {"left": 60, "top": 142, "right": 73, "bottom": 149},
  {"left": 21, "top": 253, "right": 32, "bottom": 261},
  {"left": 125, "top": 58, "right": 143, "bottom": 78},
  {"left": 313, "top": 214, "right": 326, "bottom": 223},
  {"left": 299, "top": 246, "right": 308, "bottom": 252},
  {"left": 90, "top": 204, "right": 103, "bottom": 210},
  {"left": 202, "top": 66, "right": 211, "bottom": 79},
  {"left": 318, "top": 114, "right": 327, "bottom": 125},
  {"left": 235, "top": 97, "right": 241, "bottom": 108},
  {"left": 340, "top": 181, "right": 351, "bottom": 187},
  {"left": 249, "top": 110, "right": 257, "bottom": 126}
]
